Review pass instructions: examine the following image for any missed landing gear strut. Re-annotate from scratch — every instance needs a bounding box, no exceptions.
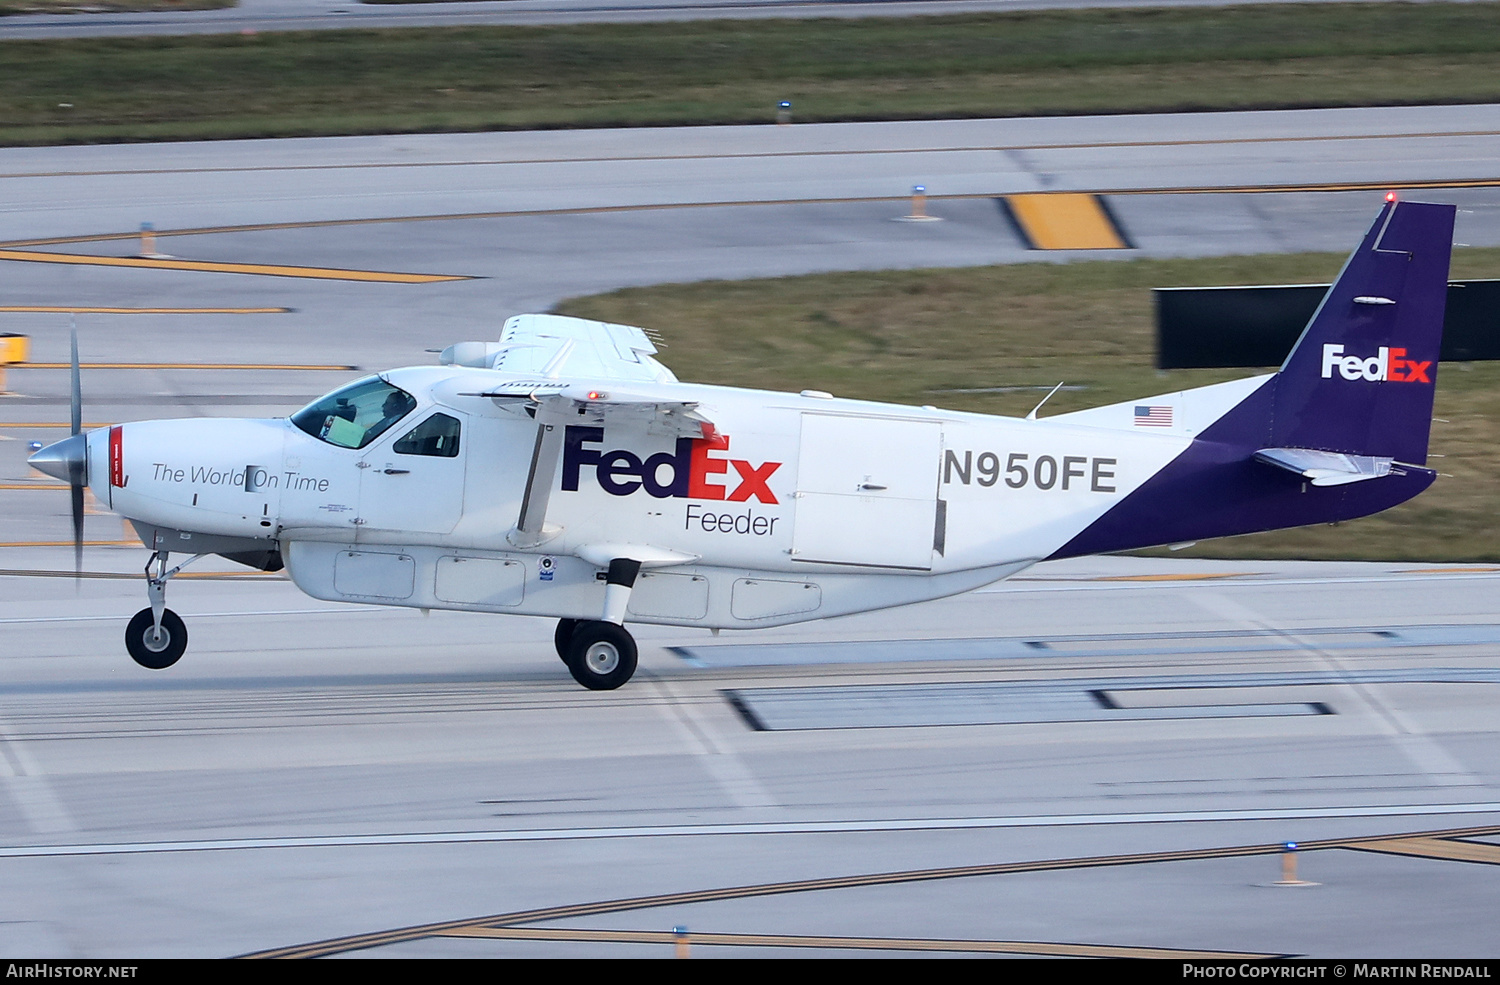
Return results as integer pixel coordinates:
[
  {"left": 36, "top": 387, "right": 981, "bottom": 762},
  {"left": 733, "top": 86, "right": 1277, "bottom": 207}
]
[{"left": 125, "top": 550, "right": 203, "bottom": 670}]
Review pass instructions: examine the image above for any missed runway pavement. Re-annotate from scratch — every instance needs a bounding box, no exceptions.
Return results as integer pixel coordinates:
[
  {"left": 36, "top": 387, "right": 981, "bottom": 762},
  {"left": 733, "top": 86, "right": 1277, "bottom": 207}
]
[
  {"left": 3, "top": 556, "right": 1499, "bottom": 956},
  {"left": 0, "top": 0, "right": 1445, "bottom": 39},
  {"left": 2, "top": 109, "right": 1499, "bottom": 956}
]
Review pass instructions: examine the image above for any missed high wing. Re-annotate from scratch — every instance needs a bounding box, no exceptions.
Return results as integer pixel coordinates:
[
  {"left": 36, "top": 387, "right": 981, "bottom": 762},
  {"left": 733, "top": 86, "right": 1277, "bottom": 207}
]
[
  {"left": 461, "top": 379, "right": 715, "bottom": 440},
  {"left": 443, "top": 315, "right": 714, "bottom": 552},
  {"left": 440, "top": 313, "right": 677, "bottom": 385}
]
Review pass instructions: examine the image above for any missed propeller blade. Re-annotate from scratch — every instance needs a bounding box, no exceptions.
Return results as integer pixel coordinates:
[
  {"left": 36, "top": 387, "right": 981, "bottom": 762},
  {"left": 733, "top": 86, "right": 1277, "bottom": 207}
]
[
  {"left": 71, "top": 482, "right": 84, "bottom": 582},
  {"left": 70, "top": 326, "right": 81, "bottom": 437},
  {"left": 69, "top": 325, "right": 83, "bottom": 581}
]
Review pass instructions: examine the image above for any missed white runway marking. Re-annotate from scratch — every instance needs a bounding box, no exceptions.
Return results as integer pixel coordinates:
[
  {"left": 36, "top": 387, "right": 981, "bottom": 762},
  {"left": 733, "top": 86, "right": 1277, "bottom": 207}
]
[
  {"left": 0, "top": 716, "right": 75, "bottom": 835},
  {"left": 644, "top": 674, "right": 781, "bottom": 811},
  {"left": 5, "top": 802, "right": 1499, "bottom": 858},
  {"left": 1195, "top": 592, "right": 1483, "bottom": 791}
]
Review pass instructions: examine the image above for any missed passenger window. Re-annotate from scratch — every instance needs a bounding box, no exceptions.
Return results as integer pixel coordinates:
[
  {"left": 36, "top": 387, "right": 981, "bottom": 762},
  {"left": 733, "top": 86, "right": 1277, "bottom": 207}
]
[{"left": 394, "top": 413, "right": 461, "bottom": 458}]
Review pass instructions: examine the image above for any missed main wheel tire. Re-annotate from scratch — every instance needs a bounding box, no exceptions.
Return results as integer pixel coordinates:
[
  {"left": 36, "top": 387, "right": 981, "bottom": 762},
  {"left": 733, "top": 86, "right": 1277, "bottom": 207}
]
[
  {"left": 553, "top": 618, "right": 579, "bottom": 661},
  {"left": 125, "top": 607, "right": 187, "bottom": 670},
  {"left": 564, "top": 621, "right": 638, "bottom": 691}
]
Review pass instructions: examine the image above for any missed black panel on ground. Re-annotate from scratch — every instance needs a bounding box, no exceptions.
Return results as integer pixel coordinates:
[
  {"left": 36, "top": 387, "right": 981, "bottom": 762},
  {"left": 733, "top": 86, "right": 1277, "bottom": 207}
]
[{"left": 1155, "top": 281, "right": 1500, "bottom": 369}]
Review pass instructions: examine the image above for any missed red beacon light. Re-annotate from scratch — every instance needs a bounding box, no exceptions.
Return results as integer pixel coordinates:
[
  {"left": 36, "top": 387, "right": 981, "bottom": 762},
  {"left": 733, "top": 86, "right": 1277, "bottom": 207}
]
[{"left": 1386, "top": 191, "right": 1398, "bottom": 202}]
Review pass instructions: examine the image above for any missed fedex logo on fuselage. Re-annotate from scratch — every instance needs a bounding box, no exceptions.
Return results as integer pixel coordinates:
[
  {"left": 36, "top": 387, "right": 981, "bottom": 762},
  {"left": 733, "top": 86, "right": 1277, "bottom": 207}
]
[
  {"left": 561, "top": 425, "right": 781, "bottom": 504},
  {"left": 1320, "top": 344, "right": 1431, "bottom": 383}
]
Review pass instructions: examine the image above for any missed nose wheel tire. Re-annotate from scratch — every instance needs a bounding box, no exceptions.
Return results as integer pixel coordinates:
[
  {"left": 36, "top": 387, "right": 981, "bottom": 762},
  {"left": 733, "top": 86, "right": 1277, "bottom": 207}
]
[
  {"left": 125, "top": 607, "right": 188, "bottom": 670},
  {"left": 564, "top": 621, "right": 638, "bottom": 691},
  {"left": 553, "top": 618, "right": 579, "bottom": 662}
]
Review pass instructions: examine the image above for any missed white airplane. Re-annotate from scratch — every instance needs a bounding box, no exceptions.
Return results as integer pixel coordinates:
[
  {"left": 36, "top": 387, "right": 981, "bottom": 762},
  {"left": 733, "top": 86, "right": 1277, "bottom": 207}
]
[{"left": 29, "top": 199, "right": 1453, "bottom": 690}]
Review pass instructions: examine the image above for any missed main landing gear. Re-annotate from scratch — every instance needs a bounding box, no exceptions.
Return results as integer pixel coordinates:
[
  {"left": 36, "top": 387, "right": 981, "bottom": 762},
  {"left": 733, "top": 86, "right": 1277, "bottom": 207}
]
[
  {"left": 553, "top": 558, "right": 643, "bottom": 691},
  {"left": 555, "top": 619, "right": 638, "bottom": 691},
  {"left": 125, "top": 550, "right": 203, "bottom": 670}
]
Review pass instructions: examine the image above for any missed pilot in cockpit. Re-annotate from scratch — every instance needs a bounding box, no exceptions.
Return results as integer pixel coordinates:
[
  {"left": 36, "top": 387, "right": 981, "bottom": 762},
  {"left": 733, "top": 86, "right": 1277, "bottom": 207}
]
[{"left": 377, "top": 391, "right": 408, "bottom": 428}]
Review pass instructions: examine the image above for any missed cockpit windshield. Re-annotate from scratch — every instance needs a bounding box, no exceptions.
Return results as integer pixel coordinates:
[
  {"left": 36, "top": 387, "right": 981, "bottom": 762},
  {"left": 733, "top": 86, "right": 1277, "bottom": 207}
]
[{"left": 291, "top": 376, "right": 417, "bottom": 449}]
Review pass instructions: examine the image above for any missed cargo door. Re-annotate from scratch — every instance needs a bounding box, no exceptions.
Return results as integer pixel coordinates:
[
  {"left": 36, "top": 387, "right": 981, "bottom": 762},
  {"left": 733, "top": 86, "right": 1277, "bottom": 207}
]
[{"left": 791, "top": 414, "right": 941, "bottom": 570}]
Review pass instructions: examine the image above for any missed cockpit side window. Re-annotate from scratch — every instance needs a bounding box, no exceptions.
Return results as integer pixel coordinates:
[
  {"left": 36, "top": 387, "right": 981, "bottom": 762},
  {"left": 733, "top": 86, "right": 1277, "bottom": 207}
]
[
  {"left": 393, "top": 413, "right": 461, "bottom": 458},
  {"left": 291, "top": 377, "right": 417, "bottom": 449}
]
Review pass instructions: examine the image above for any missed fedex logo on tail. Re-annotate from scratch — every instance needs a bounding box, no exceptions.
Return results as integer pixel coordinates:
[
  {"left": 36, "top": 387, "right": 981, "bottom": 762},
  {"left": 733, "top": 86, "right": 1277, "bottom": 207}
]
[
  {"left": 1320, "top": 344, "right": 1432, "bottom": 383},
  {"left": 561, "top": 425, "right": 781, "bottom": 503}
]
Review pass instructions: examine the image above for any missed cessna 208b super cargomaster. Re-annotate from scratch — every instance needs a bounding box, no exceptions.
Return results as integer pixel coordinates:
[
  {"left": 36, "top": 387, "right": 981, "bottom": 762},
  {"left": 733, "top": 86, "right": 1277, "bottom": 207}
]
[{"left": 29, "top": 200, "right": 1455, "bottom": 690}]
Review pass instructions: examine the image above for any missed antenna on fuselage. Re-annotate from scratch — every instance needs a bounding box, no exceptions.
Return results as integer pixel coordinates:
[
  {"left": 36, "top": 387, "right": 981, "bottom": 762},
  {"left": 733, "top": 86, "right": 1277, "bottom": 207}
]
[{"left": 1025, "top": 382, "right": 1066, "bottom": 421}]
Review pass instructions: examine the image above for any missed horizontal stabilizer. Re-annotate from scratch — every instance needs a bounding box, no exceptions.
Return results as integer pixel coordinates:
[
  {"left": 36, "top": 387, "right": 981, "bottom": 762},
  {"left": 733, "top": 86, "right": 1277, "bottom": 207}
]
[{"left": 1254, "top": 447, "right": 1393, "bottom": 486}]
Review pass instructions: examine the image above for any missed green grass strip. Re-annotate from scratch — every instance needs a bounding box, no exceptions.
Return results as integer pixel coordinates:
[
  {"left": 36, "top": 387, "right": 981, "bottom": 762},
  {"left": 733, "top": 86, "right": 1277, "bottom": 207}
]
[
  {"left": 555, "top": 247, "right": 1500, "bottom": 563},
  {"left": 5, "top": 3, "right": 1500, "bottom": 144}
]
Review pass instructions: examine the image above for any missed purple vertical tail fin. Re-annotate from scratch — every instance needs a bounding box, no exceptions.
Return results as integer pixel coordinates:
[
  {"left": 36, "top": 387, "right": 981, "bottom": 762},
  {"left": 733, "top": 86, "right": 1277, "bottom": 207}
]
[
  {"left": 1048, "top": 200, "right": 1453, "bottom": 561},
  {"left": 1271, "top": 199, "right": 1454, "bottom": 465}
]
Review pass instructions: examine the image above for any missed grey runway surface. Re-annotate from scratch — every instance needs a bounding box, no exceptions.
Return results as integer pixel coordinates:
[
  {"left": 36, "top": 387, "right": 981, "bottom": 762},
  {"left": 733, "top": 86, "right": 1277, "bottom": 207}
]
[
  {"left": 3, "top": 557, "right": 1499, "bottom": 956},
  {"left": 2, "top": 109, "right": 1499, "bottom": 956},
  {"left": 9, "top": 105, "right": 1500, "bottom": 238},
  {"left": 0, "top": 0, "right": 1449, "bottom": 39}
]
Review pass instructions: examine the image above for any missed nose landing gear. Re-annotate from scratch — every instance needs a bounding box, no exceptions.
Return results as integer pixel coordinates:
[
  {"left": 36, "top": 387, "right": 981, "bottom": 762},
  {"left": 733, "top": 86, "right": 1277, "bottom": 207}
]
[
  {"left": 126, "top": 551, "right": 204, "bottom": 670},
  {"left": 125, "top": 608, "right": 187, "bottom": 670}
]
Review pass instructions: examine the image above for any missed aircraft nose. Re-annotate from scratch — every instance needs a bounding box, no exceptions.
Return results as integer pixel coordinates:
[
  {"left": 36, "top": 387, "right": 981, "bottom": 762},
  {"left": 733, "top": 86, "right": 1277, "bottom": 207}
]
[{"left": 28, "top": 432, "right": 87, "bottom": 484}]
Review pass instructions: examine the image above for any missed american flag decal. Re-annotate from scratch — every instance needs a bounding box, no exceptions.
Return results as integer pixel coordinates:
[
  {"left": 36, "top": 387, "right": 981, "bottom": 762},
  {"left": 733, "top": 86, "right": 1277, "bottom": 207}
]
[{"left": 1134, "top": 405, "right": 1173, "bottom": 427}]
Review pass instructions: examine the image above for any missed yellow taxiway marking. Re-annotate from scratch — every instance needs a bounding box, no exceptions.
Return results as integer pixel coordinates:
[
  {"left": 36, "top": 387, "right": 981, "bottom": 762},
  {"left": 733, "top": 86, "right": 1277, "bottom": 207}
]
[
  {"left": 246, "top": 823, "right": 1500, "bottom": 959},
  {"left": 1093, "top": 572, "right": 1248, "bottom": 582},
  {"left": 0, "top": 483, "right": 67, "bottom": 490},
  {"left": 1005, "top": 193, "right": 1130, "bottom": 250},
  {"left": 0, "top": 423, "right": 114, "bottom": 429},
  {"left": 0, "top": 249, "right": 470, "bottom": 284},
  {"left": 0, "top": 202, "right": 914, "bottom": 250},
  {"left": 0, "top": 306, "right": 290, "bottom": 314},
  {"left": 0, "top": 540, "right": 136, "bottom": 548},
  {"left": 1402, "top": 567, "right": 1500, "bottom": 575},
  {"left": 1353, "top": 836, "right": 1500, "bottom": 865},
  {"left": 438, "top": 925, "right": 1272, "bottom": 958},
  {"left": 13, "top": 362, "right": 355, "bottom": 371}
]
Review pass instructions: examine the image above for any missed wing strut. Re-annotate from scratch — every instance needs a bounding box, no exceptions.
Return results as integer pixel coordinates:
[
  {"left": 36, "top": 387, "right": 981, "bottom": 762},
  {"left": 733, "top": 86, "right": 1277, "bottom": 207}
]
[
  {"left": 509, "top": 419, "right": 565, "bottom": 549},
  {"left": 474, "top": 382, "right": 719, "bottom": 550}
]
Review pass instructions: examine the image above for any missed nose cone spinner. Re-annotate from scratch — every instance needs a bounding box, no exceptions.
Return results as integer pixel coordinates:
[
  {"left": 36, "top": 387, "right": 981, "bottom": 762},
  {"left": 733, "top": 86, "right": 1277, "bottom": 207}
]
[{"left": 29, "top": 432, "right": 87, "bottom": 484}]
